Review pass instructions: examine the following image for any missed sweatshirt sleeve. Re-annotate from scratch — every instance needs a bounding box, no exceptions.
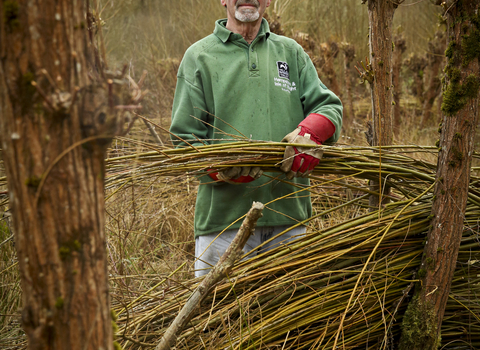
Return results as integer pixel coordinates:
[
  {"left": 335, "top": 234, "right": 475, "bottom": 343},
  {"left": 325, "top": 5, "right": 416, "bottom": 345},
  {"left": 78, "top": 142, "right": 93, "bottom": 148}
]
[
  {"left": 170, "top": 52, "right": 210, "bottom": 149},
  {"left": 298, "top": 49, "right": 343, "bottom": 144}
]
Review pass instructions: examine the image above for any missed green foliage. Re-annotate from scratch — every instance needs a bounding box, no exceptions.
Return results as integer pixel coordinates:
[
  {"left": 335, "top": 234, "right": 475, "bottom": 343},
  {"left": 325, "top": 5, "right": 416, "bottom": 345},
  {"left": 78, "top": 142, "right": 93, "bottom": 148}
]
[
  {"left": 59, "top": 246, "right": 71, "bottom": 260},
  {"left": 461, "top": 31, "right": 480, "bottom": 65},
  {"left": 445, "top": 40, "right": 455, "bottom": 59},
  {"left": 426, "top": 257, "right": 434, "bottom": 269},
  {"left": 442, "top": 10, "right": 480, "bottom": 116},
  {"left": 451, "top": 146, "right": 464, "bottom": 161},
  {"left": 55, "top": 297, "right": 64, "bottom": 309},
  {"left": 473, "top": 11, "right": 480, "bottom": 28},
  {"left": 112, "top": 320, "right": 119, "bottom": 334},
  {"left": 25, "top": 176, "right": 41, "bottom": 188},
  {"left": 442, "top": 73, "right": 480, "bottom": 116},
  {"left": 3, "top": 0, "right": 20, "bottom": 31},
  {"left": 111, "top": 309, "right": 118, "bottom": 322},
  {"left": 399, "top": 295, "right": 440, "bottom": 350},
  {"left": 461, "top": 13, "right": 480, "bottom": 66},
  {"left": 59, "top": 239, "right": 82, "bottom": 260},
  {"left": 0, "top": 220, "right": 9, "bottom": 237},
  {"left": 19, "top": 71, "right": 37, "bottom": 114},
  {"left": 21, "top": 72, "right": 35, "bottom": 91},
  {"left": 72, "top": 239, "right": 81, "bottom": 250}
]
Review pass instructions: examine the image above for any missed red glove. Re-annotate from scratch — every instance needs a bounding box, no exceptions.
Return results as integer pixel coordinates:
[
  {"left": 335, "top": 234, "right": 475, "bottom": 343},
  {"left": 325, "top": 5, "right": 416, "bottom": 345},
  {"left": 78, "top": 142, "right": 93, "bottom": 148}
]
[
  {"left": 208, "top": 167, "right": 263, "bottom": 184},
  {"left": 280, "top": 113, "right": 335, "bottom": 179}
]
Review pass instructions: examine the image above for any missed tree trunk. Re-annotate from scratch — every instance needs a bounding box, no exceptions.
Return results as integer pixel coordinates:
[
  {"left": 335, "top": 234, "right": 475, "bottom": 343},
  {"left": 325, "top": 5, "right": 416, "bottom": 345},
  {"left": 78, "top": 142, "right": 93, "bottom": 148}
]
[
  {"left": 392, "top": 34, "right": 406, "bottom": 135},
  {"left": 399, "top": 1, "right": 480, "bottom": 349},
  {"left": 406, "top": 54, "right": 428, "bottom": 107},
  {"left": 366, "top": 0, "right": 399, "bottom": 208},
  {"left": 0, "top": 1, "right": 131, "bottom": 349},
  {"left": 319, "top": 41, "right": 341, "bottom": 98},
  {"left": 341, "top": 42, "right": 356, "bottom": 129},
  {"left": 420, "top": 31, "right": 447, "bottom": 128}
]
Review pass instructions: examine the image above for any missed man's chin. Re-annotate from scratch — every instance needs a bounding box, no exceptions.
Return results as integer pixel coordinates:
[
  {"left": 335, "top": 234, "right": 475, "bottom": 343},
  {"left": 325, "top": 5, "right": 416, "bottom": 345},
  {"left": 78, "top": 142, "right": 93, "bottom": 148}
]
[{"left": 235, "top": 9, "right": 260, "bottom": 23}]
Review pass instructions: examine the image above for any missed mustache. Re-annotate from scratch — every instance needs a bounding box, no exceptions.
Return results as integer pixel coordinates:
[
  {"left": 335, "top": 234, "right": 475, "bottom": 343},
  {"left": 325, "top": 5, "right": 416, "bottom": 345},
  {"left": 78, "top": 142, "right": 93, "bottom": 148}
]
[{"left": 236, "top": 0, "right": 259, "bottom": 8}]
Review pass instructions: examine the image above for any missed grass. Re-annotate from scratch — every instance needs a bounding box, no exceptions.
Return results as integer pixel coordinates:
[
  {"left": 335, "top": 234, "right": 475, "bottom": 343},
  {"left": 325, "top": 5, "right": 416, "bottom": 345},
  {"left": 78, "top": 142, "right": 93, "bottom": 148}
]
[{"left": 0, "top": 217, "right": 23, "bottom": 349}]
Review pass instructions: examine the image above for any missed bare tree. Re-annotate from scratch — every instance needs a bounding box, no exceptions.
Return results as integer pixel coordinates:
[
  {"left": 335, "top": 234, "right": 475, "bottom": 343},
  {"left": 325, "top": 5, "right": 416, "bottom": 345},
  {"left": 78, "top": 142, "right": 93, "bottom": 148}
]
[
  {"left": 360, "top": 0, "right": 404, "bottom": 208},
  {"left": 318, "top": 41, "right": 341, "bottom": 98},
  {"left": 405, "top": 54, "right": 428, "bottom": 106},
  {"left": 420, "top": 31, "right": 447, "bottom": 128},
  {"left": 0, "top": 1, "right": 139, "bottom": 349},
  {"left": 399, "top": 1, "right": 480, "bottom": 349},
  {"left": 392, "top": 34, "right": 406, "bottom": 134},
  {"left": 341, "top": 42, "right": 356, "bottom": 129}
]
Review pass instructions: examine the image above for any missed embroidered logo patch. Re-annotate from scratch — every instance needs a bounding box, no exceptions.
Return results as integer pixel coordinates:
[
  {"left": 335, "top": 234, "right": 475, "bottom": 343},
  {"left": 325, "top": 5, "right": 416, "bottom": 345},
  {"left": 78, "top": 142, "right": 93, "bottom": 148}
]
[{"left": 277, "top": 61, "right": 290, "bottom": 79}]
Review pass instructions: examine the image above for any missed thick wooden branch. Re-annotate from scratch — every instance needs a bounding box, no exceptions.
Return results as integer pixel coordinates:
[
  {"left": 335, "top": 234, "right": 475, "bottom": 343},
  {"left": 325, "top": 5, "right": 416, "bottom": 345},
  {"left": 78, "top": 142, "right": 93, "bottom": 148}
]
[{"left": 155, "top": 202, "right": 265, "bottom": 350}]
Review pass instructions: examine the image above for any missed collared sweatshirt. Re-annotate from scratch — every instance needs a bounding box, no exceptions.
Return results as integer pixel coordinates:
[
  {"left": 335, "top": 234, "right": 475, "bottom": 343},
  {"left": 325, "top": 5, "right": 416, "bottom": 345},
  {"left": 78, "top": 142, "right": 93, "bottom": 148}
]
[{"left": 170, "top": 18, "right": 343, "bottom": 238}]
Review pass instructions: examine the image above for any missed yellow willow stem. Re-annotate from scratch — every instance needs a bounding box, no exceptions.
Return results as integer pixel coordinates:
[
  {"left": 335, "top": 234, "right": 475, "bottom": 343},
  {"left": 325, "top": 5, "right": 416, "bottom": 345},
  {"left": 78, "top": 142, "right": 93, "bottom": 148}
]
[
  {"left": 117, "top": 261, "right": 187, "bottom": 316},
  {"left": 332, "top": 182, "right": 435, "bottom": 350}
]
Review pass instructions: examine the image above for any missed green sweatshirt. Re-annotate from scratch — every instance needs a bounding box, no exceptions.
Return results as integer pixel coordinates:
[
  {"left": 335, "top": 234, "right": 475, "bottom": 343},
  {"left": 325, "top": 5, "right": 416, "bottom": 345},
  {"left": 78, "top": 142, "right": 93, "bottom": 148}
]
[{"left": 170, "top": 18, "right": 343, "bottom": 237}]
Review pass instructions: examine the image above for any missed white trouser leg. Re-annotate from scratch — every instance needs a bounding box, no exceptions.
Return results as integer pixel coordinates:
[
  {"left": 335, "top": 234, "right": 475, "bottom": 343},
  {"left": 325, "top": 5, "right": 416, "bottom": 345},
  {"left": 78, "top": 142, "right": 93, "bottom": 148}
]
[
  {"left": 194, "top": 225, "right": 306, "bottom": 277},
  {"left": 256, "top": 225, "right": 306, "bottom": 252}
]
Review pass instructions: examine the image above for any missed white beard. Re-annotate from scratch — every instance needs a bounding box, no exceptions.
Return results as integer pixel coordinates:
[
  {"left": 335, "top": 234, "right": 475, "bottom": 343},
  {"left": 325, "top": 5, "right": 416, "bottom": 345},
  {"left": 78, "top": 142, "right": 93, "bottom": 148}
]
[{"left": 235, "top": 7, "right": 260, "bottom": 22}]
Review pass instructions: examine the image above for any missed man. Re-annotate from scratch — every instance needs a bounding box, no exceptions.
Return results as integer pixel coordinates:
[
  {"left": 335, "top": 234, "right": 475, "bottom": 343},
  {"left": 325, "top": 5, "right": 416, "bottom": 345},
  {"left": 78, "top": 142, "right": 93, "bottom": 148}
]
[{"left": 170, "top": 0, "right": 343, "bottom": 277}]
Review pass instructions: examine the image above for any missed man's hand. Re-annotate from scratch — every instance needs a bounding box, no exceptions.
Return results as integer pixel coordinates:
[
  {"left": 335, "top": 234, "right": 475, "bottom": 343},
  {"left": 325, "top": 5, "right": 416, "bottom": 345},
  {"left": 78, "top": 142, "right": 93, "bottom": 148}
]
[
  {"left": 209, "top": 166, "right": 263, "bottom": 184},
  {"left": 280, "top": 113, "right": 336, "bottom": 179},
  {"left": 280, "top": 129, "right": 323, "bottom": 179}
]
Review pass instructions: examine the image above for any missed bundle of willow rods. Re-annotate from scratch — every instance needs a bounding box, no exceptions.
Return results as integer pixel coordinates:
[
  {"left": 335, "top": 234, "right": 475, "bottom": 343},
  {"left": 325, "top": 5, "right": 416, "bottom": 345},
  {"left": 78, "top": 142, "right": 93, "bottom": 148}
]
[
  {"left": 105, "top": 140, "right": 480, "bottom": 205},
  {"left": 106, "top": 141, "right": 480, "bottom": 350},
  {"left": 113, "top": 201, "right": 480, "bottom": 350}
]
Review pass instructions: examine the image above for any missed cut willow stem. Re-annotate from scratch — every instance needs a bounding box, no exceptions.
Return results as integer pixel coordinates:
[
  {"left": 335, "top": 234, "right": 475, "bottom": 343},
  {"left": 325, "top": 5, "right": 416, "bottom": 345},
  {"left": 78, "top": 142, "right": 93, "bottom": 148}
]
[
  {"left": 332, "top": 182, "right": 435, "bottom": 349},
  {"left": 155, "top": 202, "right": 264, "bottom": 350},
  {"left": 142, "top": 118, "right": 164, "bottom": 146}
]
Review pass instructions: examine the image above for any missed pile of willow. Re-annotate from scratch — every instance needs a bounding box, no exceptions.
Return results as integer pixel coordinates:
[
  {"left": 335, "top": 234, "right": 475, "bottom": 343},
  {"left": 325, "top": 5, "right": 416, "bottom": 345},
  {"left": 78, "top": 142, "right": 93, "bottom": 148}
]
[{"left": 107, "top": 141, "right": 480, "bottom": 350}]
